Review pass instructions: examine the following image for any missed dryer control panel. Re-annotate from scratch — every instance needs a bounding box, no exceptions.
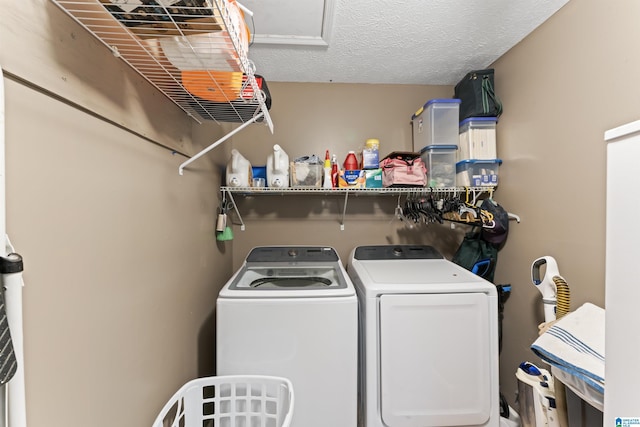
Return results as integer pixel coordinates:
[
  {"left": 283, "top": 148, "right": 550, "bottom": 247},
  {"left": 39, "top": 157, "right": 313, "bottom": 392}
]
[{"left": 353, "top": 245, "right": 443, "bottom": 260}]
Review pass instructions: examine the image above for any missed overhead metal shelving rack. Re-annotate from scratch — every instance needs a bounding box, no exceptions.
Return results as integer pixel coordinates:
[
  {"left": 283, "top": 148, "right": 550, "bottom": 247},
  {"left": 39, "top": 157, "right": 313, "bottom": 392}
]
[{"left": 50, "top": 0, "right": 273, "bottom": 173}]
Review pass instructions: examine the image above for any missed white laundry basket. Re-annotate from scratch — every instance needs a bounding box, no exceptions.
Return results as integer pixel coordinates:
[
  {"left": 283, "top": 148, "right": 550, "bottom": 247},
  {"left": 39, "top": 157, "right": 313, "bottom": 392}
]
[{"left": 152, "top": 375, "right": 294, "bottom": 427}]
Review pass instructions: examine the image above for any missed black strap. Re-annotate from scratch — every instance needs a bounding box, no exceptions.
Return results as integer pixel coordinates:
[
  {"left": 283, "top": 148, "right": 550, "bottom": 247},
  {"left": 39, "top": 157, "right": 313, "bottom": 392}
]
[{"left": 481, "top": 76, "right": 503, "bottom": 116}]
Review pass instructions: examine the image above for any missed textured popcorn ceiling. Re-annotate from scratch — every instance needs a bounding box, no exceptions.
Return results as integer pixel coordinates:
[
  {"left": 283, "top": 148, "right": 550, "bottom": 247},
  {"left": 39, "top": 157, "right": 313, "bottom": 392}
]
[{"left": 243, "top": 0, "right": 569, "bottom": 85}]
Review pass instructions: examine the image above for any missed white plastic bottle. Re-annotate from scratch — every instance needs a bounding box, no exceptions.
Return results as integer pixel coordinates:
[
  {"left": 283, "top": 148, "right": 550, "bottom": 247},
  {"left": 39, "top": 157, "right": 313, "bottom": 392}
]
[
  {"left": 226, "top": 149, "right": 252, "bottom": 187},
  {"left": 323, "top": 150, "right": 333, "bottom": 189},
  {"left": 267, "top": 144, "right": 290, "bottom": 188}
]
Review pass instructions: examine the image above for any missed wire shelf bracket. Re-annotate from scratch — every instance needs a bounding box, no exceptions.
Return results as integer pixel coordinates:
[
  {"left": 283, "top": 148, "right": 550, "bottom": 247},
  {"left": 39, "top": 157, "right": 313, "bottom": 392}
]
[{"left": 179, "top": 111, "right": 263, "bottom": 175}]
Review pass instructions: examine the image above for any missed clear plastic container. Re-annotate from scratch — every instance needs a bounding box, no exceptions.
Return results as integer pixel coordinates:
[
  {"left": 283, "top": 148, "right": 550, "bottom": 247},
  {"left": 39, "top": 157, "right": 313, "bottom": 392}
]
[
  {"left": 290, "top": 162, "right": 323, "bottom": 187},
  {"left": 420, "top": 145, "right": 457, "bottom": 188},
  {"left": 455, "top": 159, "right": 502, "bottom": 187},
  {"left": 412, "top": 99, "right": 461, "bottom": 150},
  {"left": 458, "top": 117, "right": 497, "bottom": 161}
]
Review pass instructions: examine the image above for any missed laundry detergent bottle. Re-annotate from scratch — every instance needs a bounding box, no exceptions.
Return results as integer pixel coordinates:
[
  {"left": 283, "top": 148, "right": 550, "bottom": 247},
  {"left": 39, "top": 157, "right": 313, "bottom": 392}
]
[
  {"left": 226, "top": 149, "right": 252, "bottom": 187},
  {"left": 267, "top": 144, "right": 290, "bottom": 188}
]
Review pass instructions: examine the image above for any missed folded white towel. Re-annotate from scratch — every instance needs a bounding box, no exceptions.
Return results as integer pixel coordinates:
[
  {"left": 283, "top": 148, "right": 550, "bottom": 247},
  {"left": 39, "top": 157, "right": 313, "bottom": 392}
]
[{"left": 531, "top": 302, "right": 605, "bottom": 395}]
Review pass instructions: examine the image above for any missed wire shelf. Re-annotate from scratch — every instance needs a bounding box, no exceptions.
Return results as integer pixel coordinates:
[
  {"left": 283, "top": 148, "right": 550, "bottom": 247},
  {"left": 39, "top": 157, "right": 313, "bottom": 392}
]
[
  {"left": 221, "top": 186, "right": 495, "bottom": 195},
  {"left": 221, "top": 186, "right": 496, "bottom": 231},
  {"left": 51, "top": 0, "right": 272, "bottom": 129}
]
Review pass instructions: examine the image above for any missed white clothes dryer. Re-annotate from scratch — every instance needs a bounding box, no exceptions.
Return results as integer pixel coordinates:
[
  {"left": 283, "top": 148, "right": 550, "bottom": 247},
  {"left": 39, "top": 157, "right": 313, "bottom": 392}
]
[
  {"left": 217, "top": 246, "right": 358, "bottom": 427},
  {"left": 348, "top": 245, "right": 500, "bottom": 427}
]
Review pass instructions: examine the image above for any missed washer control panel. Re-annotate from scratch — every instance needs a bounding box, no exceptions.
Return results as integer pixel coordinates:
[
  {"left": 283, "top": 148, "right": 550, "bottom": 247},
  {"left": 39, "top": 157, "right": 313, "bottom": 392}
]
[{"left": 246, "top": 246, "right": 340, "bottom": 263}]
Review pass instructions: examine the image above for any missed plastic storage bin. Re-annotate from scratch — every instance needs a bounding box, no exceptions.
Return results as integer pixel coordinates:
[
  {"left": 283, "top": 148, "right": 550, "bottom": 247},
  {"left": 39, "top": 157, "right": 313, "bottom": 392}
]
[
  {"left": 412, "top": 98, "right": 461, "bottom": 150},
  {"left": 458, "top": 117, "right": 498, "bottom": 161},
  {"left": 290, "top": 162, "right": 323, "bottom": 187},
  {"left": 456, "top": 159, "right": 502, "bottom": 187},
  {"left": 420, "top": 145, "right": 457, "bottom": 188},
  {"left": 152, "top": 375, "right": 295, "bottom": 427}
]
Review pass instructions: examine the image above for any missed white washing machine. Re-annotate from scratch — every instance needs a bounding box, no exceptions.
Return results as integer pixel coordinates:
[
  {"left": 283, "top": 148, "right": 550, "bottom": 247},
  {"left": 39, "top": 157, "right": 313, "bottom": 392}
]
[
  {"left": 216, "top": 246, "right": 358, "bottom": 427},
  {"left": 348, "top": 245, "right": 500, "bottom": 427}
]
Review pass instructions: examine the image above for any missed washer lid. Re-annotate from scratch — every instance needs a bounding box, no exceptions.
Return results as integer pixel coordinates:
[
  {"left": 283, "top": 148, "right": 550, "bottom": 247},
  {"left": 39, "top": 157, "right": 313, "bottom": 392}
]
[
  {"left": 220, "top": 246, "right": 355, "bottom": 298},
  {"left": 230, "top": 265, "right": 347, "bottom": 290}
]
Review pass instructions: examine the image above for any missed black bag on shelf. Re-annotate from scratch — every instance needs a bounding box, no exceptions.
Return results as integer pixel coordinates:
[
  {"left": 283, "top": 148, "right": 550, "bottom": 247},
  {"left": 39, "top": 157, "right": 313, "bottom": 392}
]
[{"left": 454, "top": 69, "right": 503, "bottom": 121}]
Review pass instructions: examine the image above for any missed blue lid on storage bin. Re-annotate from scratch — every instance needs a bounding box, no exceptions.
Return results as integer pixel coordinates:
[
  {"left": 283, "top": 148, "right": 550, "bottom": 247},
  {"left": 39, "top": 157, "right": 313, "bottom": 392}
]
[
  {"left": 412, "top": 98, "right": 461, "bottom": 119},
  {"left": 425, "top": 98, "right": 461, "bottom": 106},
  {"left": 420, "top": 145, "right": 458, "bottom": 154},
  {"left": 456, "top": 158, "right": 503, "bottom": 172},
  {"left": 459, "top": 117, "right": 498, "bottom": 126}
]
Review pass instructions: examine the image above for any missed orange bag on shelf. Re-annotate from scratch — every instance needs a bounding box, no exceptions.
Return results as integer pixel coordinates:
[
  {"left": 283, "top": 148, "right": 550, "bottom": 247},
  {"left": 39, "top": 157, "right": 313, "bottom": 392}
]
[{"left": 182, "top": 70, "right": 243, "bottom": 102}]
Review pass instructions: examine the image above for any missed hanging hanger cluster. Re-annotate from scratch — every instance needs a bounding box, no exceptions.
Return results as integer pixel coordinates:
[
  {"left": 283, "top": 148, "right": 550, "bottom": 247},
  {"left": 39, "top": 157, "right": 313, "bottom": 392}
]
[{"left": 394, "top": 188, "right": 500, "bottom": 228}]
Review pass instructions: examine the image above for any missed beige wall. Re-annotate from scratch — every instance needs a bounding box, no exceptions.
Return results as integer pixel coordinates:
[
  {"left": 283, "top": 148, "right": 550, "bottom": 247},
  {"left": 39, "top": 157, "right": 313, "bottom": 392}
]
[
  {"left": 0, "top": 1, "right": 194, "bottom": 155},
  {"left": 492, "top": 0, "right": 640, "bottom": 404},
  {"left": 2, "top": 0, "right": 636, "bottom": 423},
  {"left": 229, "top": 82, "right": 470, "bottom": 267},
  {"left": 1, "top": 1, "right": 233, "bottom": 426}
]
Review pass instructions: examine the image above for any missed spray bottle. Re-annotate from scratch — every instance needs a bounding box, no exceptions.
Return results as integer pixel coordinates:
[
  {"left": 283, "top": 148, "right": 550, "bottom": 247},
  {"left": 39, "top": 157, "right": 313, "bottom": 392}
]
[
  {"left": 331, "top": 154, "right": 339, "bottom": 188},
  {"left": 323, "top": 150, "right": 333, "bottom": 189}
]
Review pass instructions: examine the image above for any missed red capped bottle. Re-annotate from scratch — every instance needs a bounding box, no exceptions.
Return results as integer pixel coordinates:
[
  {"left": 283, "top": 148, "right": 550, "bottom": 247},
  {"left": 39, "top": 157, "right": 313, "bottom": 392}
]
[
  {"left": 331, "top": 154, "right": 339, "bottom": 188},
  {"left": 343, "top": 151, "right": 358, "bottom": 170}
]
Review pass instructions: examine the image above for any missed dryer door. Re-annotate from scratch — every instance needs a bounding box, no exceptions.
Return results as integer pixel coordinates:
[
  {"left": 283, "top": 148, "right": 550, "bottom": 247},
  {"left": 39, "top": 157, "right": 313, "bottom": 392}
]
[{"left": 379, "top": 293, "right": 492, "bottom": 427}]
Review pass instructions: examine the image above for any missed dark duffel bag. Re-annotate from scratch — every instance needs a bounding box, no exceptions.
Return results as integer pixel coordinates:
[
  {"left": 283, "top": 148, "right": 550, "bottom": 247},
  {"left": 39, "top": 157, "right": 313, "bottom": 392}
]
[{"left": 454, "top": 69, "right": 503, "bottom": 121}]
